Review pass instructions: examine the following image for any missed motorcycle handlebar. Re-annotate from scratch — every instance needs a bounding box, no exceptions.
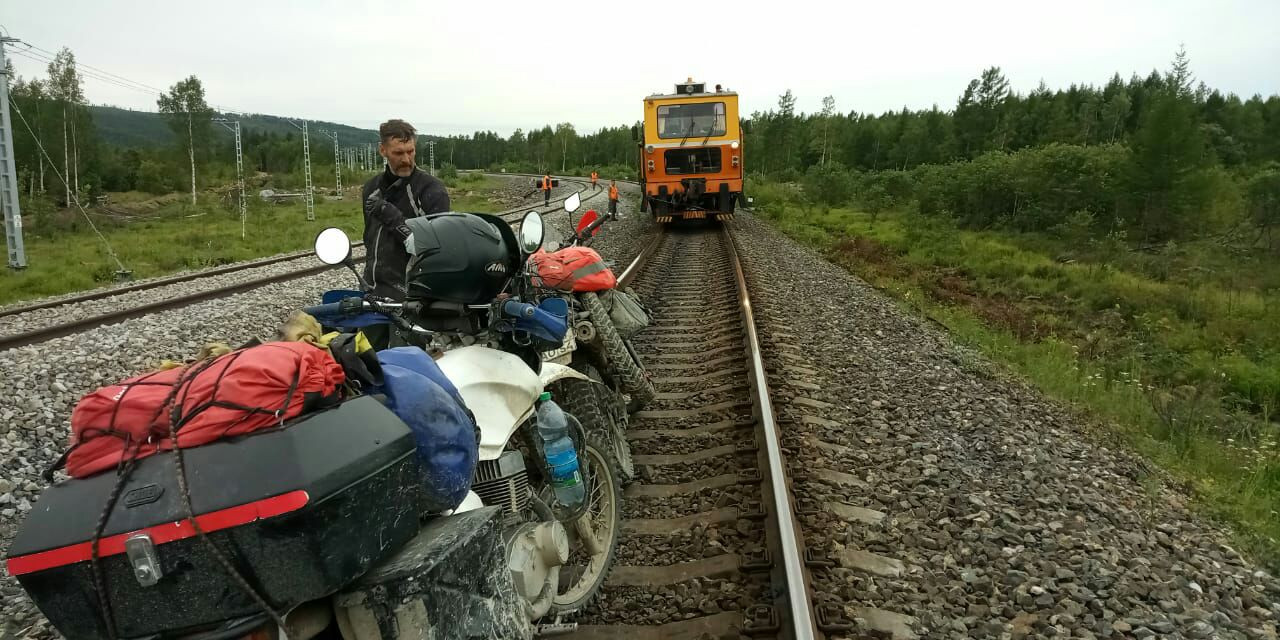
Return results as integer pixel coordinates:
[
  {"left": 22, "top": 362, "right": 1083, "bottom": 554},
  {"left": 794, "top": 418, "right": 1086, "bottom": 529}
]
[
  {"left": 501, "top": 299, "right": 537, "bottom": 319},
  {"left": 565, "top": 213, "right": 611, "bottom": 247},
  {"left": 302, "top": 302, "right": 344, "bottom": 317},
  {"left": 303, "top": 296, "right": 369, "bottom": 317}
]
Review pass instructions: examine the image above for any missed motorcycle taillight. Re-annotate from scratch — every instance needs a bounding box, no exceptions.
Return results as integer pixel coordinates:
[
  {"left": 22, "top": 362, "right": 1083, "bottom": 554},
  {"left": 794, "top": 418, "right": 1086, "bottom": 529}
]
[{"left": 239, "top": 624, "right": 277, "bottom": 640}]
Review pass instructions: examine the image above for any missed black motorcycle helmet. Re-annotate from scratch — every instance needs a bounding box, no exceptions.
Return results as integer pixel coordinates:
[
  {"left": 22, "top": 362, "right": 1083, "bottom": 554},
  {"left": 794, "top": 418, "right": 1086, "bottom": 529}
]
[{"left": 402, "top": 212, "right": 520, "bottom": 304}]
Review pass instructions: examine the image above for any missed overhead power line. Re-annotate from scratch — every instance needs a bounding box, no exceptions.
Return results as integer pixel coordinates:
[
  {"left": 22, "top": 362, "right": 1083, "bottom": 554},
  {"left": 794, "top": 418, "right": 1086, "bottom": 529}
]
[
  {"left": 19, "top": 41, "right": 164, "bottom": 93},
  {"left": 9, "top": 48, "right": 162, "bottom": 97},
  {"left": 7, "top": 39, "right": 256, "bottom": 116},
  {"left": 8, "top": 94, "right": 129, "bottom": 275}
]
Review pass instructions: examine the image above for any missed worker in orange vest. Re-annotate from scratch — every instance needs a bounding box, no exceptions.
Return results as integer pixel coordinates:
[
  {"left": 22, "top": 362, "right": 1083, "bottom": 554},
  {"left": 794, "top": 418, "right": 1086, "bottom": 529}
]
[
  {"left": 590, "top": 170, "right": 599, "bottom": 190},
  {"left": 608, "top": 180, "right": 620, "bottom": 217},
  {"left": 541, "top": 172, "right": 553, "bottom": 206}
]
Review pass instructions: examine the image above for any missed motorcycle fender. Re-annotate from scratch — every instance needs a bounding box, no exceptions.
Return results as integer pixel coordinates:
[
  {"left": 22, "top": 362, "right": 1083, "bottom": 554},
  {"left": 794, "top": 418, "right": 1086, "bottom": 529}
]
[
  {"left": 436, "top": 346, "right": 541, "bottom": 461},
  {"left": 539, "top": 362, "right": 593, "bottom": 387},
  {"left": 444, "top": 491, "right": 486, "bottom": 515}
]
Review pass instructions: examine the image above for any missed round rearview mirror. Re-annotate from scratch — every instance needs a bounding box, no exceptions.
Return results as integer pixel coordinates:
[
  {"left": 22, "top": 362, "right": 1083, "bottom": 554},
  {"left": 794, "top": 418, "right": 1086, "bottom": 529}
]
[
  {"left": 519, "top": 211, "right": 544, "bottom": 253},
  {"left": 314, "top": 227, "right": 352, "bottom": 265},
  {"left": 563, "top": 191, "right": 581, "bottom": 214}
]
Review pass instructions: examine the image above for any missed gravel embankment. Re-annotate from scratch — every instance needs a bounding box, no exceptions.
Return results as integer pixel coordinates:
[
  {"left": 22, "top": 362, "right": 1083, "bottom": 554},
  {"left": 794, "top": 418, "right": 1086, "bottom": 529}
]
[
  {"left": 730, "top": 212, "right": 1280, "bottom": 640},
  {"left": 0, "top": 183, "right": 654, "bottom": 638},
  {"left": 0, "top": 270, "right": 351, "bottom": 635}
]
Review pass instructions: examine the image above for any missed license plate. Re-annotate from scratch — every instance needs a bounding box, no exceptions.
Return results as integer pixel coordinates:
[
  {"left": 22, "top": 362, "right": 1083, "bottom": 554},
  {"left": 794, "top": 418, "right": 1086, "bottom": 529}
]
[{"left": 541, "top": 330, "right": 576, "bottom": 362}]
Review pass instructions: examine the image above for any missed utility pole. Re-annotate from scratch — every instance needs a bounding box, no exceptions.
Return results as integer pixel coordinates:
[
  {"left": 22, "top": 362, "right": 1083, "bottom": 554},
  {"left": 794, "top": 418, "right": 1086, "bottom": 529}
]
[
  {"left": 287, "top": 119, "right": 315, "bottom": 221},
  {"left": 319, "top": 129, "right": 342, "bottom": 197},
  {"left": 0, "top": 38, "right": 27, "bottom": 269},
  {"left": 428, "top": 140, "right": 436, "bottom": 176},
  {"left": 214, "top": 118, "right": 246, "bottom": 238}
]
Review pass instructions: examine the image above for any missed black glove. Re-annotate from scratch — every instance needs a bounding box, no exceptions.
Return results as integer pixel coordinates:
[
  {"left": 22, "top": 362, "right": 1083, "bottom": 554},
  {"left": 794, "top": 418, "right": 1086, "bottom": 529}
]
[{"left": 364, "top": 179, "right": 407, "bottom": 216}]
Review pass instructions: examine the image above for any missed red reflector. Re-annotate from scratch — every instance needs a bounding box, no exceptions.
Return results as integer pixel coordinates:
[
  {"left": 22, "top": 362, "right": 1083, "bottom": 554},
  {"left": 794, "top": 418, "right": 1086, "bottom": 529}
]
[
  {"left": 241, "top": 624, "right": 277, "bottom": 640},
  {"left": 5, "top": 490, "right": 309, "bottom": 576}
]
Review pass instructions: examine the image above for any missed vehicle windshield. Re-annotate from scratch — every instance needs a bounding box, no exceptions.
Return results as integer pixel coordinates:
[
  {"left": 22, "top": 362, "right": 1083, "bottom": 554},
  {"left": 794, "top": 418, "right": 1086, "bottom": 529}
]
[{"left": 657, "top": 102, "right": 726, "bottom": 139}]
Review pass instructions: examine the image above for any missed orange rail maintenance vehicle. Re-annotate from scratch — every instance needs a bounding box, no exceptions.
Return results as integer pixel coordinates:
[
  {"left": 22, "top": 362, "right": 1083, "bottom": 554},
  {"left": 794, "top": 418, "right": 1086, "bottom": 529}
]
[{"left": 635, "top": 79, "right": 743, "bottom": 222}]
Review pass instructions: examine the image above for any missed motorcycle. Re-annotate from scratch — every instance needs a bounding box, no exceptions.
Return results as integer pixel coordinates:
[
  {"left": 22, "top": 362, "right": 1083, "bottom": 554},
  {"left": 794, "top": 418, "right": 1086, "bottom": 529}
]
[
  {"left": 532, "top": 192, "right": 656, "bottom": 422},
  {"left": 6, "top": 212, "right": 622, "bottom": 640},
  {"left": 306, "top": 212, "right": 624, "bottom": 636}
]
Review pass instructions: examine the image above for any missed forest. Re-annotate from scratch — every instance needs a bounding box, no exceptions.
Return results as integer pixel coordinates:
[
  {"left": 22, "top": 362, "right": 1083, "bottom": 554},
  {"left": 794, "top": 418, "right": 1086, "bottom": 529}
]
[{"left": 12, "top": 47, "right": 1276, "bottom": 248}]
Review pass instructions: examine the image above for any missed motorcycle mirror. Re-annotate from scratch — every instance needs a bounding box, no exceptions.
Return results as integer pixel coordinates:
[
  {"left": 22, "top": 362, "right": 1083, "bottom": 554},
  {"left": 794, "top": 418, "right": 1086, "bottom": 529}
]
[
  {"left": 314, "top": 227, "right": 352, "bottom": 265},
  {"left": 563, "top": 192, "right": 581, "bottom": 214},
  {"left": 519, "top": 211, "right": 544, "bottom": 253}
]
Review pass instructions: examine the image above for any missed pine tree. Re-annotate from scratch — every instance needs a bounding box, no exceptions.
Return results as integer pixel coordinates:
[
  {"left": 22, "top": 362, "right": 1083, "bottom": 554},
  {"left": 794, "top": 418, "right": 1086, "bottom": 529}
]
[{"left": 1130, "top": 47, "right": 1208, "bottom": 239}]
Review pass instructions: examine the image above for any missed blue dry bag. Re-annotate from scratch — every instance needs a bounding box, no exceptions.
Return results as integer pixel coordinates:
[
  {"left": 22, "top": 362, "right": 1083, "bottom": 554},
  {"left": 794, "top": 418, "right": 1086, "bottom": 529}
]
[{"left": 373, "top": 347, "right": 478, "bottom": 512}]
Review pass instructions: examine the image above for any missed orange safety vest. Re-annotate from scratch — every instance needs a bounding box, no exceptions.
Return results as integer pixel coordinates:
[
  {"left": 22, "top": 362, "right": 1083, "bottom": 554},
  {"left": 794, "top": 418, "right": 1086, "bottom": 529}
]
[
  {"left": 542, "top": 176, "right": 552, "bottom": 191},
  {"left": 608, "top": 185, "right": 619, "bottom": 200},
  {"left": 591, "top": 172, "right": 598, "bottom": 184}
]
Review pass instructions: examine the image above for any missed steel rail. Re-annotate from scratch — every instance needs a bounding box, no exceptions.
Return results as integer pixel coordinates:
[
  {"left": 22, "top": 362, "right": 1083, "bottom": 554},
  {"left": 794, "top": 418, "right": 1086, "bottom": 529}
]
[
  {"left": 616, "top": 231, "right": 664, "bottom": 289},
  {"left": 0, "top": 244, "right": 366, "bottom": 320},
  {"left": 723, "top": 225, "right": 820, "bottom": 639},
  {"left": 0, "top": 257, "right": 367, "bottom": 352},
  {"left": 610, "top": 222, "right": 820, "bottom": 638}
]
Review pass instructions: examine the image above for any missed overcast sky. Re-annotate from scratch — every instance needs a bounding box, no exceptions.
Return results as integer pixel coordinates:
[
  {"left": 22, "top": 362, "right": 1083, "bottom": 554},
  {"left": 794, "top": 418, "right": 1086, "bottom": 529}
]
[{"left": 5, "top": 0, "right": 1279, "bottom": 137}]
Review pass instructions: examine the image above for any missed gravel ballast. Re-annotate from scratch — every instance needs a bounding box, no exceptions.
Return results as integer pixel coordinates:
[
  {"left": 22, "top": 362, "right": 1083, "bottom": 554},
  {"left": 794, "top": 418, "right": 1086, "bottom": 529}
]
[{"left": 730, "top": 212, "right": 1280, "bottom": 639}]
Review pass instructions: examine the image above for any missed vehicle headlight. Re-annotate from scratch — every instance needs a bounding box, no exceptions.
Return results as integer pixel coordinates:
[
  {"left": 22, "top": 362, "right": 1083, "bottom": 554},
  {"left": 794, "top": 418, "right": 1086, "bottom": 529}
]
[
  {"left": 730, "top": 141, "right": 740, "bottom": 150},
  {"left": 646, "top": 145, "right": 655, "bottom": 154}
]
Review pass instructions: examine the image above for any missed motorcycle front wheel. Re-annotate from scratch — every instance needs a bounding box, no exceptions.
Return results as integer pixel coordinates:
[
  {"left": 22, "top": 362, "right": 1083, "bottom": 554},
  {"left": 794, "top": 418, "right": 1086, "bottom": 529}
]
[
  {"left": 553, "top": 365, "right": 634, "bottom": 484},
  {"left": 551, "top": 436, "right": 621, "bottom": 615},
  {"left": 582, "top": 292, "right": 656, "bottom": 412}
]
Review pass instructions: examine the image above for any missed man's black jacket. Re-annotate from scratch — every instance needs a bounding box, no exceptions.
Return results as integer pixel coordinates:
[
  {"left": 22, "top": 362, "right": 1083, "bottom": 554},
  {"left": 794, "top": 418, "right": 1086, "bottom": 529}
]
[{"left": 361, "top": 166, "right": 450, "bottom": 299}]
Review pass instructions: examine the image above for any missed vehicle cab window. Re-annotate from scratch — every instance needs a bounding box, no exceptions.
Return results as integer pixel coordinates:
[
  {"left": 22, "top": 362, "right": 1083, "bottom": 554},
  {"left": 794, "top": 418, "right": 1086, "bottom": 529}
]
[{"left": 657, "top": 102, "right": 727, "bottom": 139}]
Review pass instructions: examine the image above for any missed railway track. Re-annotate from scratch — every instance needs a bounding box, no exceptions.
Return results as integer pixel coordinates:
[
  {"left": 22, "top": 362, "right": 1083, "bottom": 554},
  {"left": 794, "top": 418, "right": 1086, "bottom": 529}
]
[
  {"left": 0, "top": 175, "right": 602, "bottom": 352},
  {"left": 572, "top": 225, "right": 822, "bottom": 639}
]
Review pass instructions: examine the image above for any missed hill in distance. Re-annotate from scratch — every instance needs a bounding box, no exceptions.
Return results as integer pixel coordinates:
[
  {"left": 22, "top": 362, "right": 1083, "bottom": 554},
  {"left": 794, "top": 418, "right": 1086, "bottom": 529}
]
[{"left": 88, "top": 104, "right": 381, "bottom": 148}]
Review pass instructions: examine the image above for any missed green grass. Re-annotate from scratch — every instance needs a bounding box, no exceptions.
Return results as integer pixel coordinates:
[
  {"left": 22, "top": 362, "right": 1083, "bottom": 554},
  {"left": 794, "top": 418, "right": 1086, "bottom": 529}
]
[
  {"left": 0, "top": 177, "right": 510, "bottom": 306},
  {"left": 757, "top": 201, "right": 1280, "bottom": 570}
]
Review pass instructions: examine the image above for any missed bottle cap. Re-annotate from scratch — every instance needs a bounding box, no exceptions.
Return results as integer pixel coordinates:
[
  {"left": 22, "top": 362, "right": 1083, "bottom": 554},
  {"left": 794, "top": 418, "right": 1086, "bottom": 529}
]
[{"left": 539, "top": 391, "right": 552, "bottom": 402}]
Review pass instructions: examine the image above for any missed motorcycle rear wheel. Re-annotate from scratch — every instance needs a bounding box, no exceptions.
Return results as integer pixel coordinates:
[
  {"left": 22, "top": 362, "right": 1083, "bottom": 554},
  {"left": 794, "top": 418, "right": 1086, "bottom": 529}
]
[{"left": 552, "top": 367, "right": 634, "bottom": 484}]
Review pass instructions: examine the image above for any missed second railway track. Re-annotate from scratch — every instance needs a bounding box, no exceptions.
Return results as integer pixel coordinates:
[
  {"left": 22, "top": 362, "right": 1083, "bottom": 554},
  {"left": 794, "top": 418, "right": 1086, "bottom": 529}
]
[{"left": 0, "top": 174, "right": 604, "bottom": 352}]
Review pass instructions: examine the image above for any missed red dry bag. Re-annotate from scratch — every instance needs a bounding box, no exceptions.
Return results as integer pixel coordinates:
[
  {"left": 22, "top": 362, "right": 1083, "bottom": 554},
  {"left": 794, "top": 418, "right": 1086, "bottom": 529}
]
[
  {"left": 528, "top": 247, "right": 617, "bottom": 292},
  {"left": 65, "top": 341, "right": 345, "bottom": 478}
]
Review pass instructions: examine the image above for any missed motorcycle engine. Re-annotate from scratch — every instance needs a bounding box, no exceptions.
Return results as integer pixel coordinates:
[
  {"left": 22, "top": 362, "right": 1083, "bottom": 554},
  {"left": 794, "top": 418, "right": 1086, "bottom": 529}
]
[{"left": 471, "top": 451, "right": 530, "bottom": 521}]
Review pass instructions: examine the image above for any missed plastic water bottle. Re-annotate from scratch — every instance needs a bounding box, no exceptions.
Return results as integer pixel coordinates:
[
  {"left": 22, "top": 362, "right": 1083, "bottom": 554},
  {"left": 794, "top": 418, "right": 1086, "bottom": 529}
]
[{"left": 537, "top": 392, "right": 585, "bottom": 510}]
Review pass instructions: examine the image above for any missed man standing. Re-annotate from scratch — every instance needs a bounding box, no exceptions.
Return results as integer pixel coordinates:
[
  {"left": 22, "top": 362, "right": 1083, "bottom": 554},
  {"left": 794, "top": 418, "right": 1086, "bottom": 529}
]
[
  {"left": 362, "top": 119, "right": 450, "bottom": 301},
  {"left": 541, "top": 172, "right": 553, "bottom": 206},
  {"left": 590, "top": 170, "right": 599, "bottom": 190},
  {"left": 608, "top": 179, "right": 620, "bottom": 218}
]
